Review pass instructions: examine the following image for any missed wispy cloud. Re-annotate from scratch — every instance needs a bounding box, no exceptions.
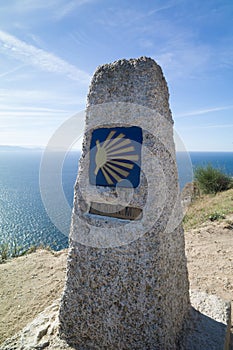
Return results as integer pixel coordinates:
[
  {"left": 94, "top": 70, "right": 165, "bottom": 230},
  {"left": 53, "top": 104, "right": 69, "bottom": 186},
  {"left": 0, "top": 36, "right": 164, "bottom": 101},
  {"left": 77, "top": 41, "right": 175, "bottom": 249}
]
[
  {"left": 0, "top": 0, "right": 98, "bottom": 18},
  {"left": 54, "top": 0, "right": 97, "bottom": 20},
  {"left": 179, "top": 123, "right": 233, "bottom": 131},
  {"left": 0, "top": 0, "right": 76, "bottom": 17},
  {"left": 0, "top": 64, "right": 27, "bottom": 78},
  {"left": 148, "top": 3, "right": 179, "bottom": 16},
  {"left": 96, "top": 2, "right": 177, "bottom": 28},
  {"left": 0, "top": 0, "right": 57, "bottom": 13},
  {"left": 176, "top": 105, "right": 233, "bottom": 117},
  {"left": 0, "top": 105, "right": 71, "bottom": 123},
  {"left": 155, "top": 40, "right": 212, "bottom": 80},
  {"left": 0, "top": 88, "right": 86, "bottom": 107},
  {"left": 204, "top": 124, "right": 233, "bottom": 129},
  {"left": 1, "top": 105, "right": 69, "bottom": 113},
  {"left": 93, "top": 3, "right": 212, "bottom": 80},
  {"left": 0, "top": 0, "right": 99, "bottom": 27},
  {"left": 0, "top": 112, "right": 67, "bottom": 118},
  {"left": 0, "top": 30, "right": 91, "bottom": 83}
]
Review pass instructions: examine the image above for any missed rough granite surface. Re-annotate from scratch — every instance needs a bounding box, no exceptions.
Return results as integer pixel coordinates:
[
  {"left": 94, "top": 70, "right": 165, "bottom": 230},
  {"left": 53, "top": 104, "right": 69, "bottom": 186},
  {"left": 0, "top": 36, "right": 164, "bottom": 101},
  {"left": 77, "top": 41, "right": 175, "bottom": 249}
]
[
  {"left": 58, "top": 57, "right": 191, "bottom": 349},
  {"left": 0, "top": 291, "right": 230, "bottom": 349}
]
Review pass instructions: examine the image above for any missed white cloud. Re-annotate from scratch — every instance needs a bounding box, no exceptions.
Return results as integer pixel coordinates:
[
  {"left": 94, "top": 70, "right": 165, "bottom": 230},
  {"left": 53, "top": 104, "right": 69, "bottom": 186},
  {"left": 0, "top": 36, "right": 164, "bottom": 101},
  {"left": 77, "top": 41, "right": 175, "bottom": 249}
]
[
  {"left": 0, "top": 88, "right": 86, "bottom": 107},
  {"left": 0, "top": 0, "right": 66, "bottom": 14},
  {"left": 0, "top": 64, "right": 26, "bottom": 78},
  {"left": 155, "top": 41, "right": 212, "bottom": 80},
  {"left": 0, "top": 1, "right": 52, "bottom": 12},
  {"left": 178, "top": 123, "right": 233, "bottom": 131},
  {"left": 0, "top": 30, "right": 91, "bottom": 83},
  {"left": 54, "top": 0, "right": 97, "bottom": 20},
  {"left": 96, "top": 2, "right": 177, "bottom": 28},
  {"left": 176, "top": 105, "right": 233, "bottom": 117},
  {"left": 204, "top": 124, "right": 233, "bottom": 129},
  {"left": 0, "top": 105, "right": 68, "bottom": 113},
  {"left": 0, "top": 0, "right": 98, "bottom": 18},
  {"left": 0, "top": 105, "right": 71, "bottom": 123}
]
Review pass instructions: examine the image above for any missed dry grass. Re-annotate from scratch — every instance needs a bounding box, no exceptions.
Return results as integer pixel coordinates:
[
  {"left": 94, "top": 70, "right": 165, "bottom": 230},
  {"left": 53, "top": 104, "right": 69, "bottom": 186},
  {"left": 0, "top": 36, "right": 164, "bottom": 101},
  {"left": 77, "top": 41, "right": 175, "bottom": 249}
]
[{"left": 183, "top": 188, "right": 233, "bottom": 230}]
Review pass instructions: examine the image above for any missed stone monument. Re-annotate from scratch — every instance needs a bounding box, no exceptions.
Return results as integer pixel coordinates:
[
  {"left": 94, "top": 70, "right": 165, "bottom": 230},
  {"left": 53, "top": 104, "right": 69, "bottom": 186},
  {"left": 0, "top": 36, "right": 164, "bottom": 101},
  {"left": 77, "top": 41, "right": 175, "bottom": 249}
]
[{"left": 59, "top": 57, "right": 190, "bottom": 349}]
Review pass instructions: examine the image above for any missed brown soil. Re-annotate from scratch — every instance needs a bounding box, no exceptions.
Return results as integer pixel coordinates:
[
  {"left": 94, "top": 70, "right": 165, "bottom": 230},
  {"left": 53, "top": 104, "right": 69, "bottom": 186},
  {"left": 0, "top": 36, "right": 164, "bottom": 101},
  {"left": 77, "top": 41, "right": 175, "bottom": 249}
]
[
  {"left": 0, "top": 249, "right": 67, "bottom": 344},
  {"left": 0, "top": 217, "right": 233, "bottom": 345},
  {"left": 185, "top": 214, "right": 233, "bottom": 347}
]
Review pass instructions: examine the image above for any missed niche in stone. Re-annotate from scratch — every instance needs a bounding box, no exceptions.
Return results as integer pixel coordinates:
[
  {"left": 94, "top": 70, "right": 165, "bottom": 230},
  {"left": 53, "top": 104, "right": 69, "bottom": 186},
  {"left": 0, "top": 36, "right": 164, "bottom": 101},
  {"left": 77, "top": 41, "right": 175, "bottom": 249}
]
[
  {"left": 89, "top": 202, "right": 143, "bottom": 221},
  {"left": 89, "top": 126, "right": 142, "bottom": 188}
]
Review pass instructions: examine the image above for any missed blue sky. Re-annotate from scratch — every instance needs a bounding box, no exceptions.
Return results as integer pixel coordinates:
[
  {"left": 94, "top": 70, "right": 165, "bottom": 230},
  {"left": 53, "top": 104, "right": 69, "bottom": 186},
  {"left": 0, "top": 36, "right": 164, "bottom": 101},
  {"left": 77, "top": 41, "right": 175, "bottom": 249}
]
[{"left": 0, "top": 0, "right": 232, "bottom": 151}]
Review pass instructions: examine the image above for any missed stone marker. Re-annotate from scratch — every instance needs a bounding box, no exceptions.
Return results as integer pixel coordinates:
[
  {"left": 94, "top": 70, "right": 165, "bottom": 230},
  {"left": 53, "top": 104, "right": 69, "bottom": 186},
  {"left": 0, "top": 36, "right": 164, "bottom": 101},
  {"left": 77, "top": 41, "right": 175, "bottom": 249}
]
[{"left": 59, "top": 57, "right": 191, "bottom": 349}]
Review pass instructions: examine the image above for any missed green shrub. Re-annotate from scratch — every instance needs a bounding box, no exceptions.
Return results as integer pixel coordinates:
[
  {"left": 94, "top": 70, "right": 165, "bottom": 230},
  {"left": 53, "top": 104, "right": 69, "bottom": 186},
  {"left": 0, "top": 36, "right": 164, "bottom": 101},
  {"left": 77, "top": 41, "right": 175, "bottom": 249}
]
[
  {"left": 11, "top": 239, "right": 24, "bottom": 258},
  {"left": 0, "top": 243, "right": 9, "bottom": 263},
  {"left": 208, "top": 211, "right": 225, "bottom": 221},
  {"left": 194, "top": 164, "right": 233, "bottom": 194}
]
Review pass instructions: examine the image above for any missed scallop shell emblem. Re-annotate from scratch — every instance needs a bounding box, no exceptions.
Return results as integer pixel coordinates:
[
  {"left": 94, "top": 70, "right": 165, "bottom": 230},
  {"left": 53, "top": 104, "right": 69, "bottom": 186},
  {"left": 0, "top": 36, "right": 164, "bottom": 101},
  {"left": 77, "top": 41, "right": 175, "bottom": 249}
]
[{"left": 94, "top": 130, "right": 139, "bottom": 185}]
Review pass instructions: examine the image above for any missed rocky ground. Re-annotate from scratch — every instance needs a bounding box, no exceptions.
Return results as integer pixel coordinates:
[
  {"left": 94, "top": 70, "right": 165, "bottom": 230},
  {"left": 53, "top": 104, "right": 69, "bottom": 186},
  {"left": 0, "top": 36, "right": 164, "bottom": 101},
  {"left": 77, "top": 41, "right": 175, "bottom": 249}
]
[{"left": 0, "top": 214, "right": 233, "bottom": 348}]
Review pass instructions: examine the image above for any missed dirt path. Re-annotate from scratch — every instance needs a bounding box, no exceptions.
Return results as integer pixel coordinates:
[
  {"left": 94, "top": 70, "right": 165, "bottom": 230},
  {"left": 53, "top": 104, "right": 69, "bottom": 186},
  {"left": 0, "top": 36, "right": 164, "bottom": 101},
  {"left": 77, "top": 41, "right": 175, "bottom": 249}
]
[{"left": 0, "top": 217, "right": 233, "bottom": 345}]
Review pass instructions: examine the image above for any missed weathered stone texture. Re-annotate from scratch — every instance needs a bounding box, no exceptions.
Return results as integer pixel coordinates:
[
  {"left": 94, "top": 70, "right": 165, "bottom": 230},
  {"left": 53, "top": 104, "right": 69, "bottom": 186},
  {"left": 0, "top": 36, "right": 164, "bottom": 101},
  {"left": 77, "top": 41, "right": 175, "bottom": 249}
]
[
  {"left": 59, "top": 57, "right": 190, "bottom": 349},
  {"left": 87, "top": 57, "right": 172, "bottom": 119}
]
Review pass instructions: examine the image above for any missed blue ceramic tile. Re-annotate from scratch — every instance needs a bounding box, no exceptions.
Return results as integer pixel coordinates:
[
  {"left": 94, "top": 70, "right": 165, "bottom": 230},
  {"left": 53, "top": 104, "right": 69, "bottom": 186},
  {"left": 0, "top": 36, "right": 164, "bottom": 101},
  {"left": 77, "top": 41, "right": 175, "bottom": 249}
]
[{"left": 89, "top": 126, "right": 142, "bottom": 188}]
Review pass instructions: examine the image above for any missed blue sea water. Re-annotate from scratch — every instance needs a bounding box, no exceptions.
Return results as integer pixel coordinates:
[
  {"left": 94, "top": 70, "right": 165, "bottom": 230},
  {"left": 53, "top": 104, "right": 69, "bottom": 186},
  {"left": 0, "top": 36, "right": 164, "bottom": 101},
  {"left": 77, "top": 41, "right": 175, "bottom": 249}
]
[
  {"left": 0, "top": 150, "right": 232, "bottom": 251},
  {"left": 0, "top": 151, "right": 79, "bottom": 252}
]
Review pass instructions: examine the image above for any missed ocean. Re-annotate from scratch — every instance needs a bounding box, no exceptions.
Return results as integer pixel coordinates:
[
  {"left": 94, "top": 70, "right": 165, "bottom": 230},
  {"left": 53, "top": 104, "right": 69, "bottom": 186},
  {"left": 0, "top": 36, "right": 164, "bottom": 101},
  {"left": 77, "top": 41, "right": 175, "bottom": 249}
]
[{"left": 0, "top": 150, "right": 232, "bottom": 252}]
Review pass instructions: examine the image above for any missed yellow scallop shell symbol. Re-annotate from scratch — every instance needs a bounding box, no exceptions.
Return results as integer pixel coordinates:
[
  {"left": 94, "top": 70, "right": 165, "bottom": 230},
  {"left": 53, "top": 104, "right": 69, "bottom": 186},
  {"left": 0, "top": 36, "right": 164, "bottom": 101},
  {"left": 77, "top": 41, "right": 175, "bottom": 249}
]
[{"left": 94, "top": 130, "right": 139, "bottom": 185}]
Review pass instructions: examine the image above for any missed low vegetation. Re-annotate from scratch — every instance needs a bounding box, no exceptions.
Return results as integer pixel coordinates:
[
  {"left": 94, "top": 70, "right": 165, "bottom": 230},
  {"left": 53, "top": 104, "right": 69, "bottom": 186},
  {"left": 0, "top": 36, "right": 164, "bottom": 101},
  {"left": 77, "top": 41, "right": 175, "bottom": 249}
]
[
  {"left": 194, "top": 164, "right": 233, "bottom": 194},
  {"left": 0, "top": 242, "right": 9, "bottom": 263},
  {"left": 183, "top": 188, "right": 233, "bottom": 230},
  {"left": 183, "top": 165, "right": 233, "bottom": 230},
  {"left": 0, "top": 243, "right": 52, "bottom": 264}
]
